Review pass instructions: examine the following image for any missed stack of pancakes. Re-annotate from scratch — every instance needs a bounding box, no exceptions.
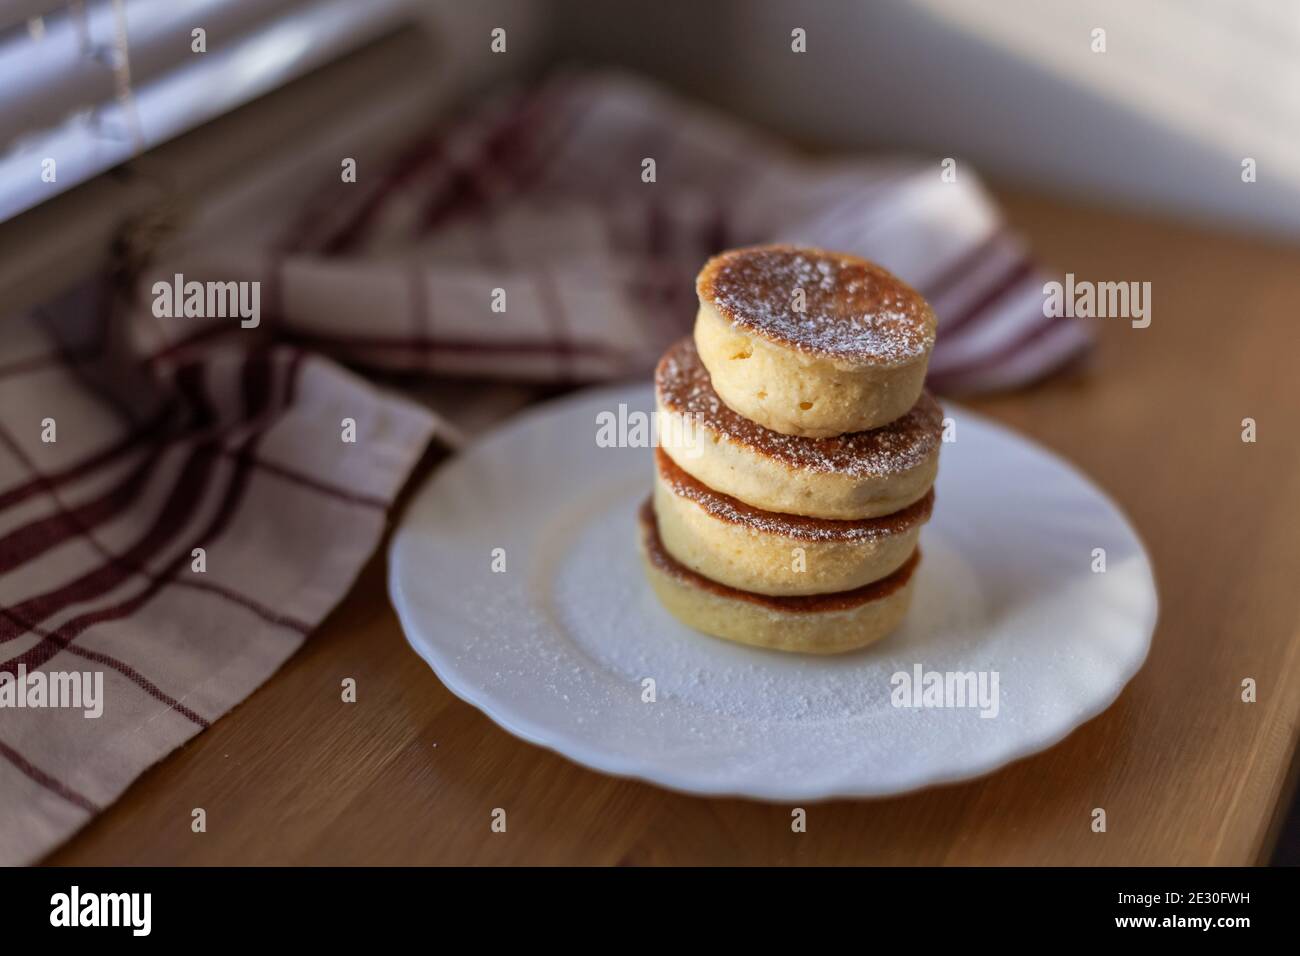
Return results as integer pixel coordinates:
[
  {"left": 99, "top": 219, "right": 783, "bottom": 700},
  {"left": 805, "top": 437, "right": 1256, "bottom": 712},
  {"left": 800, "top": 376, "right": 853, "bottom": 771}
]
[{"left": 638, "top": 245, "right": 943, "bottom": 654}]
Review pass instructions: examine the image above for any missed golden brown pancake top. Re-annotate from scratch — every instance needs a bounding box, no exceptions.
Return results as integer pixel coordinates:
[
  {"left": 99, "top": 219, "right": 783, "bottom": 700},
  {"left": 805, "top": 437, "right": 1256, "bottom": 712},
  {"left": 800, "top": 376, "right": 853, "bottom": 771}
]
[
  {"left": 696, "top": 244, "right": 936, "bottom": 364},
  {"left": 656, "top": 337, "right": 943, "bottom": 477},
  {"left": 655, "top": 448, "right": 933, "bottom": 542}
]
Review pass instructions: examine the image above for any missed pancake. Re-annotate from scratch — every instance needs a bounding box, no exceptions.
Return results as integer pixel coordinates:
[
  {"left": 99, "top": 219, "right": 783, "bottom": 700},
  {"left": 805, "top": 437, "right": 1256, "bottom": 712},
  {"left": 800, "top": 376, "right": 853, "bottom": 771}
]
[
  {"left": 654, "top": 448, "right": 931, "bottom": 596},
  {"left": 638, "top": 498, "right": 919, "bottom": 654},
  {"left": 656, "top": 337, "right": 941, "bottom": 519},
  {"left": 694, "top": 244, "right": 937, "bottom": 437}
]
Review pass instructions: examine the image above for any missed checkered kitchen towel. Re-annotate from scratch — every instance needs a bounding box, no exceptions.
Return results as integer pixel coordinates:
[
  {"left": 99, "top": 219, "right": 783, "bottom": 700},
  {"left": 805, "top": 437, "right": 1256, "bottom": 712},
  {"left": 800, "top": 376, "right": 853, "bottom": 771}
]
[{"left": 0, "top": 71, "right": 1088, "bottom": 864}]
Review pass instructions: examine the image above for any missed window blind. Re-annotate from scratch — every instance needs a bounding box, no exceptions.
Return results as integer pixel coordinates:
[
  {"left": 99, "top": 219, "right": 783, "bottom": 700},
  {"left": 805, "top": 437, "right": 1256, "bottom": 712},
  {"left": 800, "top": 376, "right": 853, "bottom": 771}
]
[{"left": 0, "top": 0, "right": 419, "bottom": 222}]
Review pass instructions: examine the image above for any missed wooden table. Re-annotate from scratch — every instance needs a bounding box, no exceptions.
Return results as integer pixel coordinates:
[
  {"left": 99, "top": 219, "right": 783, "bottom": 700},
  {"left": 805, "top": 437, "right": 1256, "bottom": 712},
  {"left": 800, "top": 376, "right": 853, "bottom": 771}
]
[{"left": 47, "top": 189, "right": 1300, "bottom": 865}]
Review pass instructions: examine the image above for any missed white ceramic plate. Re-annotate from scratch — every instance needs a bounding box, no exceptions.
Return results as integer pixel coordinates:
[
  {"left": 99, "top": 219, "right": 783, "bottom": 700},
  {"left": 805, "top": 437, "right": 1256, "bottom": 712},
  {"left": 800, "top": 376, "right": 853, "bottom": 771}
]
[{"left": 389, "top": 384, "right": 1157, "bottom": 800}]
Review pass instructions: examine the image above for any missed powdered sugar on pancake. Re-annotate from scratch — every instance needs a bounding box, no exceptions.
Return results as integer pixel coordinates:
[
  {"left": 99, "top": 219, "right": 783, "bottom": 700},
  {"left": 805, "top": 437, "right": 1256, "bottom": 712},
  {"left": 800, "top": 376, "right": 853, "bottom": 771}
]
[
  {"left": 656, "top": 449, "right": 933, "bottom": 543},
  {"left": 697, "top": 245, "right": 936, "bottom": 365},
  {"left": 656, "top": 338, "right": 943, "bottom": 477}
]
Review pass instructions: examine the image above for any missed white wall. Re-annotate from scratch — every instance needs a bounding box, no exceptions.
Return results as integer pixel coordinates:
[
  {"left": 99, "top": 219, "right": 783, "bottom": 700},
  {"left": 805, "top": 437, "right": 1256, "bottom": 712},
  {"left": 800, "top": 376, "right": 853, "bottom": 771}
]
[{"left": 547, "top": 0, "right": 1300, "bottom": 240}]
